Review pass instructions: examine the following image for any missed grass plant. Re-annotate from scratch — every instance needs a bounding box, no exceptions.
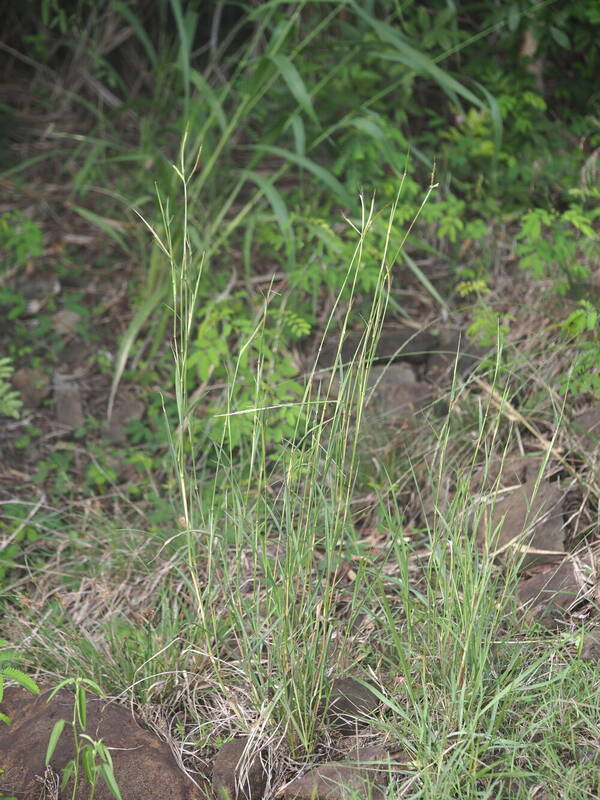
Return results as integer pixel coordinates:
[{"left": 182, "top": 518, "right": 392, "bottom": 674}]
[
  {"left": 4, "top": 171, "right": 600, "bottom": 797},
  {"left": 3, "top": 5, "right": 600, "bottom": 797}
]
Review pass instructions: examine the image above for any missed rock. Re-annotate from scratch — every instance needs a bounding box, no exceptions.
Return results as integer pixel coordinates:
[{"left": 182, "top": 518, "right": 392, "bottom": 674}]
[
  {"left": 64, "top": 340, "right": 94, "bottom": 368},
  {"left": 12, "top": 367, "right": 50, "bottom": 408},
  {"left": 315, "top": 360, "right": 431, "bottom": 455},
  {"left": 52, "top": 309, "right": 81, "bottom": 337},
  {"left": 52, "top": 309, "right": 81, "bottom": 336},
  {"left": 364, "top": 365, "right": 431, "bottom": 448},
  {"left": 572, "top": 406, "right": 600, "bottom": 446},
  {"left": 342, "top": 744, "right": 407, "bottom": 773},
  {"left": 0, "top": 686, "right": 206, "bottom": 800},
  {"left": 365, "top": 365, "right": 431, "bottom": 427},
  {"left": 53, "top": 372, "right": 84, "bottom": 428},
  {"left": 425, "top": 329, "right": 488, "bottom": 385},
  {"left": 326, "top": 678, "right": 380, "bottom": 734},
  {"left": 316, "top": 326, "right": 438, "bottom": 370},
  {"left": 212, "top": 736, "right": 268, "bottom": 800},
  {"left": 104, "top": 389, "right": 145, "bottom": 443},
  {"left": 18, "top": 275, "right": 60, "bottom": 302},
  {"left": 471, "top": 455, "right": 532, "bottom": 495},
  {"left": 518, "top": 556, "right": 592, "bottom": 630},
  {"left": 282, "top": 746, "right": 394, "bottom": 800},
  {"left": 581, "top": 629, "right": 600, "bottom": 662},
  {"left": 350, "top": 364, "right": 432, "bottom": 452},
  {"left": 337, "top": 743, "right": 388, "bottom": 761},
  {"left": 478, "top": 478, "right": 564, "bottom": 569}
]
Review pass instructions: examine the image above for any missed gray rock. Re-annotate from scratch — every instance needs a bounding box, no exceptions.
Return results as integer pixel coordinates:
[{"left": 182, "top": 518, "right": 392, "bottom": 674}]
[
  {"left": 316, "top": 326, "right": 438, "bottom": 370},
  {"left": 53, "top": 372, "right": 84, "bottom": 428},
  {"left": 283, "top": 746, "right": 395, "bottom": 800},
  {"left": 425, "top": 329, "right": 488, "bottom": 385},
  {"left": 365, "top": 364, "right": 431, "bottom": 429},
  {"left": 572, "top": 405, "right": 600, "bottom": 446},
  {"left": 12, "top": 367, "right": 50, "bottom": 408},
  {"left": 483, "top": 478, "right": 565, "bottom": 568},
  {"left": 342, "top": 363, "right": 431, "bottom": 452},
  {"left": 212, "top": 737, "right": 268, "bottom": 800},
  {"left": 313, "top": 356, "right": 431, "bottom": 456},
  {"left": 518, "top": 556, "right": 592, "bottom": 630},
  {"left": 471, "top": 455, "right": 532, "bottom": 495},
  {"left": 326, "top": 678, "right": 380, "bottom": 734},
  {"left": 581, "top": 629, "right": 600, "bottom": 662},
  {"left": 52, "top": 309, "right": 81, "bottom": 336},
  {"left": 104, "top": 389, "right": 145, "bottom": 443}
]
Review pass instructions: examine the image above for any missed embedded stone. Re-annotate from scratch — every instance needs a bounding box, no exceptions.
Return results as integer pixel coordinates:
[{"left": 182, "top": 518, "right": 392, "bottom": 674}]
[
  {"left": 0, "top": 686, "right": 206, "bottom": 799},
  {"left": 326, "top": 678, "right": 380, "bottom": 734},
  {"left": 212, "top": 736, "right": 268, "bottom": 800}
]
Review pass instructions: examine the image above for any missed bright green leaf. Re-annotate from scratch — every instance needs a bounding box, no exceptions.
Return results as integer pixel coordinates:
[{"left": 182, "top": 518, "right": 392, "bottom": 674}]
[
  {"left": 45, "top": 719, "right": 66, "bottom": 765},
  {"left": 100, "top": 762, "right": 124, "bottom": 800},
  {"left": 0, "top": 668, "right": 39, "bottom": 696}
]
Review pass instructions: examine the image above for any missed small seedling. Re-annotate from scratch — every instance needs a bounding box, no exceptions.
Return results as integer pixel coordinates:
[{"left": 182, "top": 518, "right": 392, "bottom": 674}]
[{"left": 45, "top": 677, "right": 123, "bottom": 800}]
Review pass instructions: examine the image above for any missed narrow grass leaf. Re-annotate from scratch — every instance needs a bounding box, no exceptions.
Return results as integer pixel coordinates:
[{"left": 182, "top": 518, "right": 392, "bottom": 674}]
[
  {"left": 96, "top": 742, "right": 113, "bottom": 766},
  {"left": 0, "top": 712, "right": 11, "bottom": 725},
  {"left": 348, "top": 115, "right": 410, "bottom": 176},
  {"left": 475, "top": 654, "right": 552, "bottom": 726},
  {"left": 352, "top": 4, "right": 485, "bottom": 109},
  {"left": 473, "top": 80, "right": 503, "bottom": 154},
  {"left": 60, "top": 760, "right": 74, "bottom": 792},
  {"left": 0, "top": 650, "right": 18, "bottom": 663},
  {"left": 82, "top": 747, "right": 95, "bottom": 784},
  {"left": 169, "top": 0, "right": 196, "bottom": 108},
  {"left": 189, "top": 70, "right": 228, "bottom": 132},
  {"left": 242, "top": 170, "right": 289, "bottom": 232},
  {"left": 70, "top": 206, "right": 129, "bottom": 252},
  {"left": 0, "top": 150, "right": 64, "bottom": 178},
  {"left": 269, "top": 53, "right": 319, "bottom": 126},
  {"left": 354, "top": 679, "right": 415, "bottom": 726},
  {"left": 250, "top": 144, "right": 354, "bottom": 207},
  {"left": 100, "top": 764, "right": 123, "bottom": 800},
  {"left": 46, "top": 678, "right": 74, "bottom": 703},
  {"left": 112, "top": 0, "right": 157, "bottom": 67},
  {"left": 81, "top": 678, "right": 105, "bottom": 696},
  {"left": 75, "top": 684, "right": 87, "bottom": 729},
  {"left": 349, "top": 116, "right": 386, "bottom": 140},
  {"left": 381, "top": 49, "right": 483, "bottom": 108},
  {"left": 100, "top": 762, "right": 124, "bottom": 800},
  {"left": 288, "top": 113, "right": 306, "bottom": 156},
  {"left": 401, "top": 250, "right": 449, "bottom": 311}
]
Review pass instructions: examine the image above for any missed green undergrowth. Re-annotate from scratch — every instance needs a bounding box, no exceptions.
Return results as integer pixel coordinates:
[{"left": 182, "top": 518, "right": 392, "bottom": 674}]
[
  {"left": 4, "top": 1, "right": 600, "bottom": 441},
  {"left": 2, "top": 4, "right": 600, "bottom": 797},
  {"left": 3, "top": 187, "right": 600, "bottom": 798}
]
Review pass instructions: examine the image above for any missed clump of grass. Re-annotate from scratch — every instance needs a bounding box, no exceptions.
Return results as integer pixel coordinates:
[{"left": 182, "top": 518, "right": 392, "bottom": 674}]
[
  {"left": 152, "top": 147, "right": 404, "bottom": 755},
  {"left": 3, "top": 157, "right": 600, "bottom": 798}
]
